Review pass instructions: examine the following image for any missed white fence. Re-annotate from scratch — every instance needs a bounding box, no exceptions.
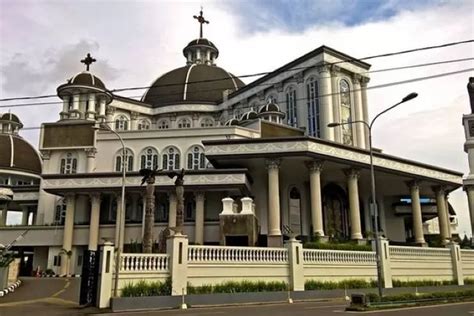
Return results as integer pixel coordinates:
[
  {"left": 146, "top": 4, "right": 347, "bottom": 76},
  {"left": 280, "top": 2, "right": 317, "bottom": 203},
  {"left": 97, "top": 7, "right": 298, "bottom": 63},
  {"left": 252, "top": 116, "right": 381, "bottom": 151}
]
[
  {"left": 461, "top": 249, "right": 474, "bottom": 279},
  {"left": 187, "top": 245, "right": 289, "bottom": 286},
  {"left": 389, "top": 246, "right": 453, "bottom": 281},
  {"left": 116, "top": 253, "right": 170, "bottom": 291}
]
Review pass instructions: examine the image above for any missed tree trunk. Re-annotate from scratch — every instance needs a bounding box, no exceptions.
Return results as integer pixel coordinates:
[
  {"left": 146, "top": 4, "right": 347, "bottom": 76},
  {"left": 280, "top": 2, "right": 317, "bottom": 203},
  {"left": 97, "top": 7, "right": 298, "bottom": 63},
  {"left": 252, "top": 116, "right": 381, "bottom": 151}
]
[{"left": 142, "top": 177, "right": 156, "bottom": 253}]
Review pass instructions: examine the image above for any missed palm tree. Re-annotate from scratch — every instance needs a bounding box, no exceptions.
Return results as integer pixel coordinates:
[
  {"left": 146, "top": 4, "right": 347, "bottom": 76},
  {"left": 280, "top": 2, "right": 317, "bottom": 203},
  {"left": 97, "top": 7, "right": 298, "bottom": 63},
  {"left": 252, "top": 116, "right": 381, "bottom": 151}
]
[{"left": 59, "top": 248, "right": 73, "bottom": 276}]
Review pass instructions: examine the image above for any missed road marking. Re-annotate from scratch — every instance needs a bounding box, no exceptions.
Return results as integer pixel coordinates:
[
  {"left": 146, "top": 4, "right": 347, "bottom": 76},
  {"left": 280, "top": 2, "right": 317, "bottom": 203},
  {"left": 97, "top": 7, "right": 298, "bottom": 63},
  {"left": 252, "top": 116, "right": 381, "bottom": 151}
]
[
  {"left": 343, "top": 301, "right": 474, "bottom": 314},
  {"left": 51, "top": 279, "right": 70, "bottom": 297},
  {"left": 304, "top": 304, "right": 348, "bottom": 310}
]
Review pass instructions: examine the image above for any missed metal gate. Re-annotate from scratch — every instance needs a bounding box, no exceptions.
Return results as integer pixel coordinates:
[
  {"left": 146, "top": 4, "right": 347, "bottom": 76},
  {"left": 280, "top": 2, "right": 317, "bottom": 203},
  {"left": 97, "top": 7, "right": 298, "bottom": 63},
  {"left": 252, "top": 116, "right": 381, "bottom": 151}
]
[{"left": 79, "top": 250, "right": 100, "bottom": 306}]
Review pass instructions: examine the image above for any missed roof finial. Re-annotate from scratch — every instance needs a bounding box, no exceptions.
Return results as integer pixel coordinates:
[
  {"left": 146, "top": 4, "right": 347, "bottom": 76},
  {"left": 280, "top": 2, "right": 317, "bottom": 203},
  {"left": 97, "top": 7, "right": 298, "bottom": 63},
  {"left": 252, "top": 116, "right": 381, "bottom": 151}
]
[
  {"left": 193, "top": 7, "right": 209, "bottom": 38},
  {"left": 80, "top": 53, "right": 96, "bottom": 71}
]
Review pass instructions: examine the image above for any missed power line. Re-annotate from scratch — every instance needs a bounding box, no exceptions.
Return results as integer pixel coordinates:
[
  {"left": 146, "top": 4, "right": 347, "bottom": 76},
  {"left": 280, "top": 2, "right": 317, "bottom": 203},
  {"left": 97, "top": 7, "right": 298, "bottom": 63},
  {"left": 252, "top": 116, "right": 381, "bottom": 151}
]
[
  {"left": 1, "top": 57, "right": 473, "bottom": 109},
  {"left": 14, "top": 67, "right": 474, "bottom": 131},
  {"left": 1, "top": 39, "right": 472, "bottom": 103}
]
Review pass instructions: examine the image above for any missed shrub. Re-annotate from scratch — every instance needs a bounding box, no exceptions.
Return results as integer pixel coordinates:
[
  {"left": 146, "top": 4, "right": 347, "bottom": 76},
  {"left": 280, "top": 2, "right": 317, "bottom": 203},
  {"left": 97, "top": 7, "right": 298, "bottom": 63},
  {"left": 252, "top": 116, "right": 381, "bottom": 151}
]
[
  {"left": 465, "top": 278, "right": 474, "bottom": 285},
  {"left": 304, "top": 241, "right": 372, "bottom": 252},
  {"left": 392, "top": 279, "right": 456, "bottom": 287},
  {"left": 187, "top": 280, "right": 288, "bottom": 294},
  {"left": 120, "top": 278, "right": 171, "bottom": 297},
  {"left": 305, "top": 279, "right": 376, "bottom": 290},
  {"left": 367, "top": 289, "right": 474, "bottom": 303}
]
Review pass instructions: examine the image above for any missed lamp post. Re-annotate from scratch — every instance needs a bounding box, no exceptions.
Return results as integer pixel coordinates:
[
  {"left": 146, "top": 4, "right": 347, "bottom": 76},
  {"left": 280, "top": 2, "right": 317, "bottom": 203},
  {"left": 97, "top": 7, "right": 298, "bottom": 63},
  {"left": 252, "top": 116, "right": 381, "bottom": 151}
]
[
  {"left": 328, "top": 92, "right": 418, "bottom": 298},
  {"left": 97, "top": 123, "right": 126, "bottom": 297}
]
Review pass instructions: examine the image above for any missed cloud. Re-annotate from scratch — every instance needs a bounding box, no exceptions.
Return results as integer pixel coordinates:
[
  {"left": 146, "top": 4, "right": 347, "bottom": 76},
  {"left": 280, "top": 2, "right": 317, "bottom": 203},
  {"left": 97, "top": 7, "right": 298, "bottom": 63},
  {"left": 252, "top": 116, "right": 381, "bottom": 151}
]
[{"left": 1, "top": 40, "right": 120, "bottom": 96}]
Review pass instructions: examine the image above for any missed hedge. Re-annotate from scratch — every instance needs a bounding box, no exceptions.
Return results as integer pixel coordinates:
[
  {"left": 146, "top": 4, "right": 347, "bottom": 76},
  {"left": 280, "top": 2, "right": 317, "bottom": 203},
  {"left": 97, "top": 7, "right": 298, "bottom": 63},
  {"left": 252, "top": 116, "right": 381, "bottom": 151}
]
[
  {"left": 120, "top": 278, "right": 171, "bottom": 297},
  {"left": 366, "top": 289, "right": 474, "bottom": 303},
  {"left": 187, "top": 280, "right": 288, "bottom": 294},
  {"left": 303, "top": 242, "right": 372, "bottom": 252}
]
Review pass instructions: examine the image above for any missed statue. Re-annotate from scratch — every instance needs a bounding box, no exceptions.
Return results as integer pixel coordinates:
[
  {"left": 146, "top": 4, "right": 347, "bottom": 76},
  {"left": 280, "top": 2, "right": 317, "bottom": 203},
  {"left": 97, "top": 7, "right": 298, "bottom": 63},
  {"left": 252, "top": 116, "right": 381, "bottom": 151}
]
[
  {"left": 139, "top": 167, "right": 161, "bottom": 253},
  {"left": 167, "top": 168, "right": 186, "bottom": 234},
  {"left": 468, "top": 77, "right": 474, "bottom": 114}
]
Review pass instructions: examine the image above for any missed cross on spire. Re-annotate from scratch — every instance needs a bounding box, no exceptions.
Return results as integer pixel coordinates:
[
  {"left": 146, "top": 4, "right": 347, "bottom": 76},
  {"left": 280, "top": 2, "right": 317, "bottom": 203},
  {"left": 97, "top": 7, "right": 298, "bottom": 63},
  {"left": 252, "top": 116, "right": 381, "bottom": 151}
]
[
  {"left": 193, "top": 7, "right": 209, "bottom": 38},
  {"left": 80, "top": 53, "right": 96, "bottom": 71}
]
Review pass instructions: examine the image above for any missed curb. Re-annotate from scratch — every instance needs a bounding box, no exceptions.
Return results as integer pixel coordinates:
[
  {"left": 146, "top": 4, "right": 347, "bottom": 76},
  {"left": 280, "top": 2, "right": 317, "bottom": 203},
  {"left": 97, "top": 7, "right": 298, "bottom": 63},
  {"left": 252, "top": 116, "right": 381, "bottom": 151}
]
[{"left": 0, "top": 280, "right": 22, "bottom": 297}]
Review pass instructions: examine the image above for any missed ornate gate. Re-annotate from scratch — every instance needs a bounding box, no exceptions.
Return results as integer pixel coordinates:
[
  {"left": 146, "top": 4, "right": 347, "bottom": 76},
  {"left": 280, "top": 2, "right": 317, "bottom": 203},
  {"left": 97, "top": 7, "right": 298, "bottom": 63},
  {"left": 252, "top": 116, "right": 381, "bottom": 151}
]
[{"left": 79, "top": 250, "right": 100, "bottom": 306}]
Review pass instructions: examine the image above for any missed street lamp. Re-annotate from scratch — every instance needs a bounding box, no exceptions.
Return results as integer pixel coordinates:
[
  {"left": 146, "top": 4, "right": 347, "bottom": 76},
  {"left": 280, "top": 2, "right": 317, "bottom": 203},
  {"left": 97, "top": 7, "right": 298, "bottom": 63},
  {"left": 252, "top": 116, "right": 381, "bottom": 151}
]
[
  {"left": 96, "top": 123, "right": 126, "bottom": 297},
  {"left": 328, "top": 92, "right": 418, "bottom": 298}
]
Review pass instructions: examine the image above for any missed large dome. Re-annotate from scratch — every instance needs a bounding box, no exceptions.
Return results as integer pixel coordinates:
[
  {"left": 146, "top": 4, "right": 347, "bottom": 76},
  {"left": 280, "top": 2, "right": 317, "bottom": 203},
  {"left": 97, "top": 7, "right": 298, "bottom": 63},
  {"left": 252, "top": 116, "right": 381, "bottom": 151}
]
[
  {"left": 0, "top": 134, "right": 42, "bottom": 174},
  {"left": 141, "top": 64, "right": 245, "bottom": 107}
]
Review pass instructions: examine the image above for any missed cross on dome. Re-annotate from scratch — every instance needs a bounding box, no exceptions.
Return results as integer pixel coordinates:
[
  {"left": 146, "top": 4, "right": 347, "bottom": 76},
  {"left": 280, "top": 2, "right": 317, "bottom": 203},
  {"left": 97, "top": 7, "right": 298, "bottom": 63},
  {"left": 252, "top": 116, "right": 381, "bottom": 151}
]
[
  {"left": 80, "top": 53, "right": 96, "bottom": 71},
  {"left": 193, "top": 7, "right": 209, "bottom": 38}
]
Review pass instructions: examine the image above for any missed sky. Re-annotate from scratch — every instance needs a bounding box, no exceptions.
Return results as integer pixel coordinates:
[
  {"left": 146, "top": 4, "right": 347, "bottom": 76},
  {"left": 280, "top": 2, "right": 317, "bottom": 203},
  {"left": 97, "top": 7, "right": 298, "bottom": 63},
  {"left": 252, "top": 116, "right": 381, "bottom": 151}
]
[{"left": 0, "top": 0, "right": 473, "bottom": 235}]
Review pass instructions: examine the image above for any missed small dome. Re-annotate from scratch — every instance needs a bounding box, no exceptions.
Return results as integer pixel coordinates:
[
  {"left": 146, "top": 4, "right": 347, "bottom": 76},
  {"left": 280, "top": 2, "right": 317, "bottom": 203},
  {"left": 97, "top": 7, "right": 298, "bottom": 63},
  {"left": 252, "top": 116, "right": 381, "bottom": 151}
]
[
  {"left": 0, "top": 134, "right": 42, "bottom": 174},
  {"left": 0, "top": 113, "right": 22, "bottom": 126},
  {"left": 66, "top": 71, "right": 106, "bottom": 90},
  {"left": 259, "top": 102, "right": 280, "bottom": 113},
  {"left": 240, "top": 111, "right": 259, "bottom": 122},
  {"left": 141, "top": 64, "right": 245, "bottom": 107},
  {"left": 224, "top": 118, "right": 240, "bottom": 126},
  {"left": 184, "top": 38, "right": 218, "bottom": 55}
]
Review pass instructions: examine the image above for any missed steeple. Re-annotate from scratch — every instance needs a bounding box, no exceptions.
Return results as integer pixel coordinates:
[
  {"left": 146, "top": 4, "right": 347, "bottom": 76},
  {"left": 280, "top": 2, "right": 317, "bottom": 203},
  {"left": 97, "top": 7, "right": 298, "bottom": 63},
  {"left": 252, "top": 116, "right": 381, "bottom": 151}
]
[{"left": 183, "top": 8, "right": 219, "bottom": 66}]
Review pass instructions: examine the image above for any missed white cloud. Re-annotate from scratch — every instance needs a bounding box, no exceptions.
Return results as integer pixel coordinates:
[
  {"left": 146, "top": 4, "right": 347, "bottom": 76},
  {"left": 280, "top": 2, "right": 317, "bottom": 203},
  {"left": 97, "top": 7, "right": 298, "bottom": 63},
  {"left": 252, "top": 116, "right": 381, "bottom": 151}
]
[{"left": 1, "top": 1, "right": 473, "bottom": 234}]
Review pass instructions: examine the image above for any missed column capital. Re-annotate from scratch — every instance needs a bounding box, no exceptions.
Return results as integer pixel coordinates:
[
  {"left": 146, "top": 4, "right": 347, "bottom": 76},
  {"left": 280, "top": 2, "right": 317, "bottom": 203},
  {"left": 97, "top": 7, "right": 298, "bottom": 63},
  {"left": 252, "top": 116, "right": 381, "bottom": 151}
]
[
  {"left": 88, "top": 93, "right": 96, "bottom": 100},
  {"left": 265, "top": 158, "right": 281, "bottom": 170},
  {"left": 168, "top": 192, "right": 177, "bottom": 202},
  {"left": 293, "top": 72, "right": 304, "bottom": 84},
  {"left": 130, "top": 111, "right": 139, "bottom": 120},
  {"left": 40, "top": 150, "right": 51, "bottom": 160},
  {"left": 305, "top": 160, "right": 324, "bottom": 172},
  {"left": 85, "top": 148, "right": 97, "bottom": 158},
  {"left": 352, "top": 74, "right": 362, "bottom": 84},
  {"left": 317, "top": 64, "right": 330, "bottom": 74},
  {"left": 64, "top": 192, "right": 76, "bottom": 203},
  {"left": 105, "top": 106, "right": 115, "bottom": 116},
  {"left": 330, "top": 65, "right": 340, "bottom": 76},
  {"left": 89, "top": 192, "right": 102, "bottom": 203},
  {"left": 360, "top": 76, "right": 370, "bottom": 86},
  {"left": 464, "top": 185, "right": 474, "bottom": 192},
  {"left": 194, "top": 191, "right": 205, "bottom": 201},
  {"left": 432, "top": 185, "right": 447, "bottom": 195},
  {"left": 273, "top": 82, "right": 284, "bottom": 92},
  {"left": 406, "top": 180, "right": 421, "bottom": 190},
  {"left": 344, "top": 168, "right": 360, "bottom": 179}
]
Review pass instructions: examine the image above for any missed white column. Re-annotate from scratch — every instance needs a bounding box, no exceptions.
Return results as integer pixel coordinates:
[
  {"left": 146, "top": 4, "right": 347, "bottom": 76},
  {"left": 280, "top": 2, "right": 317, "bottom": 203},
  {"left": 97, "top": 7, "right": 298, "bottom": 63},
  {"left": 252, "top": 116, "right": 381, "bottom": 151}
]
[
  {"left": 168, "top": 193, "right": 177, "bottom": 228},
  {"left": 194, "top": 192, "right": 205, "bottom": 245},
  {"left": 306, "top": 160, "right": 325, "bottom": 237},
  {"left": 98, "top": 241, "right": 114, "bottom": 308},
  {"left": 408, "top": 181, "right": 426, "bottom": 245},
  {"left": 294, "top": 74, "right": 306, "bottom": 129},
  {"left": 433, "top": 186, "right": 450, "bottom": 244},
  {"left": 285, "top": 238, "right": 304, "bottom": 291},
  {"left": 86, "top": 93, "right": 96, "bottom": 120},
  {"left": 99, "top": 98, "right": 106, "bottom": 121},
  {"left": 71, "top": 92, "right": 80, "bottom": 119},
  {"left": 318, "top": 65, "right": 334, "bottom": 141},
  {"left": 361, "top": 77, "right": 370, "bottom": 149},
  {"left": 85, "top": 148, "right": 97, "bottom": 173},
  {"left": 130, "top": 112, "right": 139, "bottom": 130},
  {"left": 345, "top": 169, "right": 363, "bottom": 240},
  {"left": 352, "top": 75, "right": 366, "bottom": 148},
  {"left": 266, "top": 159, "right": 282, "bottom": 247},
  {"left": 89, "top": 193, "right": 101, "bottom": 251},
  {"left": 60, "top": 193, "right": 75, "bottom": 276},
  {"left": 61, "top": 95, "right": 70, "bottom": 120},
  {"left": 330, "top": 65, "right": 342, "bottom": 143},
  {"left": 21, "top": 208, "right": 29, "bottom": 226},
  {"left": 106, "top": 106, "right": 115, "bottom": 129}
]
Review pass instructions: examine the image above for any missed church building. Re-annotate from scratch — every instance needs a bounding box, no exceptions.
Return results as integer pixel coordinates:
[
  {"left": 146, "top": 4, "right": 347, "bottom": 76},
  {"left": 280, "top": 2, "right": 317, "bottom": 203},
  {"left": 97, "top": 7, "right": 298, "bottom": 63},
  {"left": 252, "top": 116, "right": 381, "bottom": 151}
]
[{"left": 0, "top": 10, "right": 463, "bottom": 276}]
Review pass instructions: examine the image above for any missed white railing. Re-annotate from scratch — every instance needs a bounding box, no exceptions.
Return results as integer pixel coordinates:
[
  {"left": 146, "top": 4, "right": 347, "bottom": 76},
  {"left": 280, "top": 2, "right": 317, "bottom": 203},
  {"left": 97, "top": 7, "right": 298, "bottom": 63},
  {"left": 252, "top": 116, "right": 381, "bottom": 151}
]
[
  {"left": 303, "top": 249, "right": 376, "bottom": 264},
  {"left": 120, "top": 253, "right": 169, "bottom": 272},
  {"left": 188, "top": 245, "right": 288, "bottom": 263},
  {"left": 389, "top": 246, "right": 450, "bottom": 259},
  {"left": 461, "top": 249, "right": 474, "bottom": 261}
]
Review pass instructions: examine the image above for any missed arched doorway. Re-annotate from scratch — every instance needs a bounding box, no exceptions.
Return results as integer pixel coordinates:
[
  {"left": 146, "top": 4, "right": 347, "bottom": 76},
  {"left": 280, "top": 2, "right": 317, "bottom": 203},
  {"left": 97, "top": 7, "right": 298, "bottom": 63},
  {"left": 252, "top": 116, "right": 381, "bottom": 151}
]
[{"left": 322, "top": 183, "right": 349, "bottom": 240}]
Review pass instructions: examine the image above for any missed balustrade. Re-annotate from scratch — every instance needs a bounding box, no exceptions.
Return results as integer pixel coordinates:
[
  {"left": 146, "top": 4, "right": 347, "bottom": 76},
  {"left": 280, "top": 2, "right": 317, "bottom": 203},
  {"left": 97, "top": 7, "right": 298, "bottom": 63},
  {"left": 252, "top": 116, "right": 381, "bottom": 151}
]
[
  {"left": 120, "top": 253, "right": 169, "bottom": 272},
  {"left": 188, "top": 245, "right": 288, "bottom": 263},
  {"left": 389, "top": 245, "right": 450, "bottom": 260},
  {"left": 303, "top": 249, "right": 376, "bottom": 264}
]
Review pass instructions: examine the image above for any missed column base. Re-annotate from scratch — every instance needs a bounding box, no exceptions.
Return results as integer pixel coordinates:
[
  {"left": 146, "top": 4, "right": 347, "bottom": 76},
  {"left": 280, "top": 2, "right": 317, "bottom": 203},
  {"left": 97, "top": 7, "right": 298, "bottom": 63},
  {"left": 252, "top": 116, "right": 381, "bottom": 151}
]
[
  {"left": 267, "top": 235, "right": 283, "bottom": 247},
  {"left": 314, "top": 235, "right": 329, "bottom": 243},
  {"left": 415, "top": 241, "right": 428, "bottom": 247},
  {"left": 355, "top": 239, "right": 367, "bottom": 245}
]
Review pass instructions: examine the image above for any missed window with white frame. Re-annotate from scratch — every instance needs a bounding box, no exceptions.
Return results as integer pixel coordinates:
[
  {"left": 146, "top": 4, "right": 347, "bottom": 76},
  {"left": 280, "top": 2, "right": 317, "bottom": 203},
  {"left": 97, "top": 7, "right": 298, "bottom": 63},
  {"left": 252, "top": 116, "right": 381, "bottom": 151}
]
[
  {"left": 340, "top": 79, "right": 353, "bottom": 145},
  {"left": 54, "top": 200, "right": 66, "bottom": 225},
  {"left": 200, "top": 118, "right": 214, "bottom": 127},
  {"left": 157, "top": 119, "right": 170, "bottom": 130},
  {"left": 115, "top": 115, "right": 129, "bottom": 131},
  {"left": 115, "top": 149, "right": 134, "bottom": 172},
  {"left": 60, "top": 153, "right": 77, "bottom": 174},
  {"left": 306, "top": 77, "right": 320, "bottom": 137},
  {"left": 140, "top": 147, "right": 159, "bottom": 170},
  {"left": 162, "top": 147, "right": 180, "bottom": 170},
  {"left": 286, "top": 86, "right": 297, "bottom": 127},
  {"left": 177, "top": 118, "right": 191, "bottom": 129},
  {"left": 187, "top": 146, "right": 206, "bottom": 170},
  {"left": 137, "top": 119, "right": 151, "bottom": 130}
]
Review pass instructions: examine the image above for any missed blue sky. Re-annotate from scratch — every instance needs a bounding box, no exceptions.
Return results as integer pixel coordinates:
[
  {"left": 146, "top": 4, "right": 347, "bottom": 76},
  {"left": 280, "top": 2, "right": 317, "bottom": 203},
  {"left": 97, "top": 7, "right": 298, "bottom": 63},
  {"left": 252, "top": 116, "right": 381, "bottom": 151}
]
[{"left": 221, "top": 0, "right": 444, "bottom": 33}]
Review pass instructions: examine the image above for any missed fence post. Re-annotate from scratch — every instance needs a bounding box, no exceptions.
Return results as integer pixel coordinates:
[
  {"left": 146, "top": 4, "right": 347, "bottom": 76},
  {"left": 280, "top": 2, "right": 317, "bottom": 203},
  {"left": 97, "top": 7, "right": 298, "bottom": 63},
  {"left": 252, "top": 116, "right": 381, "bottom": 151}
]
[
  {"left": 97, "top": 241, "right": 114, "bottom": 308},
  {"left": 285, "top": 237, "right": 304, "bottom": 291},
  {"left": 167, "top": 233, "right": 189, "bottom": 295},
  {"left": 448, "top": 242, "right": 464, "bottom": 285},
  {"left": 373, "top": 238, "right": 392, "bottom": 288}
]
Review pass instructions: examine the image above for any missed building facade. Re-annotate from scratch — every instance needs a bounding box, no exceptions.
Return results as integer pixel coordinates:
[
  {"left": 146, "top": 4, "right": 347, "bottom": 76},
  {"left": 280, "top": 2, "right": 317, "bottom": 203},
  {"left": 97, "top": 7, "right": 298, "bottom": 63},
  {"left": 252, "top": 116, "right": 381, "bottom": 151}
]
[{"left": 0, "top": 13, "right": 463, "bottom": 276}]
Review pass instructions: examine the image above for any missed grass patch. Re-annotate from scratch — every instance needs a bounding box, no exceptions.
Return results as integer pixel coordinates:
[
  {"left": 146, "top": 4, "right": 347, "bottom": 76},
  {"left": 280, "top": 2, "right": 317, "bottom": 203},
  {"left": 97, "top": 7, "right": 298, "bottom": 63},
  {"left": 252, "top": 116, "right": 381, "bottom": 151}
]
[
  {"left": 120, "top": 278, "right": 171, "bottom": 297},
  {"left": 392, "top": 279, "right": 457, "bottom": 287},
  {"left": 187, "top": 280, "right": 288, "bottom": 294},
  {"left": 303, "top": 241, "right": 371, "bottom": 252},
  {"left": 305, "top": 279, "right": 376, "bottom": 290}
]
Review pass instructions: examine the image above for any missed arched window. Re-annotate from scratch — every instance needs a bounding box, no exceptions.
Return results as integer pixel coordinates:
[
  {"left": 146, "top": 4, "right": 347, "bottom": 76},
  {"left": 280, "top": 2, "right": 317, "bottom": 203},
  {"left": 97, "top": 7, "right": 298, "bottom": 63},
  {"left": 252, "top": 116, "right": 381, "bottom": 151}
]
[
  {"left": 306, "top": 77, "right": 320, "bottom": 137},
  {"left": 340, "top": 79, "right": 353, "bottom": 145},
  {"left": 187, "top": 146, "right": 206, "bottom": 170},
  {"left": 54, "top": 199, "right": 66, "bottom": 225},
  {"left": 60, "top": 153, "right": 77, "bottom": 174},
  {"left": 162, "top": 147, "right": 180, "bottom": 171},
  {"left": 286, "top": 86, "right": 297, "bottom": 127},
  {"left": 137, "top": 119, "right": 151, "bottom": 130},
  {"left": 157, "top": 119, "right": 170, "bottom": 130},
  {"left": 200, "top": 118, "right": 214, "bottom": 127},
  {"left": 115, "top": 115, "right": 129, "bottom": 131},
  {"left": 140, "top": 147, "right": 159, "bottom": 170},
  {"left": 177, "top": 118, "right": 191, "bottom": 129},
  {"left": 115, "top": 149, "right": 134, "bottom": 172}
]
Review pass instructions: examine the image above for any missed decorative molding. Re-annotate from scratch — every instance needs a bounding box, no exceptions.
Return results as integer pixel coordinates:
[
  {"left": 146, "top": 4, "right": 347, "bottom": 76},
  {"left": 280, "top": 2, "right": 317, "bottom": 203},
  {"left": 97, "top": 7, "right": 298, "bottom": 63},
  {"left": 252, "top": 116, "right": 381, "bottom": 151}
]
[
  {"left": 293, "top": 72, "right": 304, "bottom": 84},
  {"left": 317, "top": 65, "right": 330, "bottom": 74},
  {"left": 130, "top": 111, "right": 139, "bottom": 120},
  {"left": 257, "top": 91, "right": 265, "bottom": 101},
  {"left": 12, "top": 192, "right": 39, "bottom": 201},
  {"left": 360, "top": 76, "right": 370, "bottom": 86},
  {"left": 352, "top": 74, "right": 362, "bottom": 84},
  {"left": 273, "top": 82, "right": 284, "bottom": 92},
  {"left": 330, "top": 65, "right": 341, "bottom": 76}
]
